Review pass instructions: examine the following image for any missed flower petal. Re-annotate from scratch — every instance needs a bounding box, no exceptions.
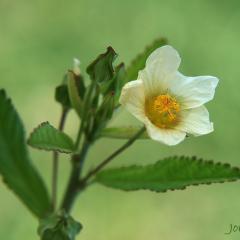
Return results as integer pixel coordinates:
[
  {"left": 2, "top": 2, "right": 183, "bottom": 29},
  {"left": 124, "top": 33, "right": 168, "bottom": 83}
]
[
  {"left": 176, "top": 106, "right": 213, "bottom": 136},
  {"left": 146, "top": 45, "right": 181, "bottom": 73},
  {"left": 139, "top": 45, "right": 181, "bottom": 96},
  {"left": 145, "top": 118, "right": 186, "bottom": 145},
  {"left": 119, "top": 80, "right": 145, "bottom": 122},
  {"left": 170, "top": 73, "right": 219, "bottom": 109}
]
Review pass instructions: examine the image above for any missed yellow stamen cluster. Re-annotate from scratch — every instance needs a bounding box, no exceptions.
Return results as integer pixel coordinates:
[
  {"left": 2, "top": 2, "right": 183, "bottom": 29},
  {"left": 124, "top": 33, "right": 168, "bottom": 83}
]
[{"left": 145, "top": 94, "right": 180, "bottom": 128}]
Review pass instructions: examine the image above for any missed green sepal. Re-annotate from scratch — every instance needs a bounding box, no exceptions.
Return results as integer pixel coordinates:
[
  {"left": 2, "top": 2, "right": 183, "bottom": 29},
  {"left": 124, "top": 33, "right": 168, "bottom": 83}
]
[
  {"left": 125, "top": 37, "right": 168, "bottom": 82},
  {"left": 86, "top": 47, "right": 117, "bottom": 84},
  {"left": 67, "top": 71, "right": 84, "bottom": 117},
  {"left": 55, "top": 70, "right": 85, "bottom": 111},
  {"left": 89, "top": 93, "right": 115, "bottom": 140},
  {"left": 28, "top": 122, "right": 75, "bottom": 153},
  {"left": 101, "top": 63, "right": 126, "bottom": 102},
  {"left": 55, "top": 84, "right": 71, "bottom": 110},
  {"left": 75, "top": 74, "right": 86, "bottom": 100},
  {"left": 95, "top": 156, "right": 240, "bottom": 192},
  {"left": 38, "top": 211, "right": 82, "bottom": 240},
  {"left": 113, "top": 63, "right": 126, "bottom": 103}
]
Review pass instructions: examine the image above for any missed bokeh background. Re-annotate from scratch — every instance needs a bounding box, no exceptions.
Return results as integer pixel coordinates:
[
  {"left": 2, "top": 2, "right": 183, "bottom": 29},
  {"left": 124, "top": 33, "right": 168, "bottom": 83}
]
[{"left": 0, "top": 0, "right": 240, "bottom": 239}]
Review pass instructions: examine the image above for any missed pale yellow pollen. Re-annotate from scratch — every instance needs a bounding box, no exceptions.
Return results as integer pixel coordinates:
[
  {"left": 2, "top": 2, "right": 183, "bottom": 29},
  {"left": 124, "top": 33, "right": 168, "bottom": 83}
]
[{"left": 145, "top": 94, "right": 180, "bottom": 129}]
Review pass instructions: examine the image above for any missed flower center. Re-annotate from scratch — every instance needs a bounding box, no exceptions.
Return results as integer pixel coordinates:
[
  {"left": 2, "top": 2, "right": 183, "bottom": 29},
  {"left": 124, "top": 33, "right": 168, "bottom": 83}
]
[{"left": 145, "top": 94, "right": 180, "bottom": 129}]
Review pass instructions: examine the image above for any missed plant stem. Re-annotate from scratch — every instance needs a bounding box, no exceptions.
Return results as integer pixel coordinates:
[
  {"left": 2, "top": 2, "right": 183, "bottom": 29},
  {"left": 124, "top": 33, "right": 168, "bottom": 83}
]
[
  {"left": 60, "top": 83, "right": 96, "bottom": 212},
  {"left": 80, "top": 126, "right": 146, "bottom": 186},
  {"left": 52, "top": 108, "right": 68, "bottom": 211},
  {"left": 74, "top": 121, "right": 83, "bottom": 150},
  {"left": 61, "top": 140, "right": 90, "bottom": 213},
  {"left": 74, "top": 83, "right": 95, "bottom": 151},
  {"left": 61, "top": 126, "right": 145, "bottom": 213}
]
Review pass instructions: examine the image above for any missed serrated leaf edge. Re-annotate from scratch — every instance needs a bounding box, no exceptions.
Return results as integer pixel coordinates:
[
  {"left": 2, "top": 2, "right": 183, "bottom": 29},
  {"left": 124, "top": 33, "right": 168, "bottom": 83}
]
[
  {"left": 27, "top": 122, "right": 74, "bottom": 154},
  {"left": 95, "top": 156, "right": 240, "bottom": 193}
]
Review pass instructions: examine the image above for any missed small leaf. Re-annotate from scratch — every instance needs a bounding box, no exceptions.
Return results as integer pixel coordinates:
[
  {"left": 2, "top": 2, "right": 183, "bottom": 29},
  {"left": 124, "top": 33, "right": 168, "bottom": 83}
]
[
  {"left": 39, "top": 211, "right": 82, "bottom": 240},
  {"left": 101, "top": 127, "right": 148, "bottom": 139},
  {"left": 0, "top": 89, "right": 50, "bottom": 217},
  {"left": 125, "top": 38, "right": 168, "bottom": 82},
  {"left": 87, "top": 47, "right": 117, "bottom": 84},
  {"left": 28, "top": 122, "right": 75, "bottom": 153},
  {"left": 95, "top": 156, "right": 240, "bottom": 192}
]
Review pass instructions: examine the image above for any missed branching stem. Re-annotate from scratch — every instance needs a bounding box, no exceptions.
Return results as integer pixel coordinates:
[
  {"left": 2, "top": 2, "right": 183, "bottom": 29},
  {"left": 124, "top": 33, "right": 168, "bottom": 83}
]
[
  {"left": 80, "top": 126, "right": 146, "bottom": 186},
  {"left": 61, "top": 125, "right": 145, "bottom": 213},
  {"left": 61, "top": 140, "right": 90, "bottom": 212}
]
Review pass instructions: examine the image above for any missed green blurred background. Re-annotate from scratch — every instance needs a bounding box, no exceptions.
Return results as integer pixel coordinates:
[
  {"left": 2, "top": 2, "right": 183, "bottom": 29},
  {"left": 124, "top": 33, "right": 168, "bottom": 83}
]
[{"left": 0, "top": 0, "right": 240, "bottom": 239}]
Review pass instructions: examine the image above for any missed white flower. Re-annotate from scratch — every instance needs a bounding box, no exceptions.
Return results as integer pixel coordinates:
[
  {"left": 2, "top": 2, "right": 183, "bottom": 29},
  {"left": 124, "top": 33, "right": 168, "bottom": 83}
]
[
  {"left": 73, "top": 58, "right": 81, "bottom": 75},
  {"left": 119, "top": 45, "right": 219, "bottom": 146}
]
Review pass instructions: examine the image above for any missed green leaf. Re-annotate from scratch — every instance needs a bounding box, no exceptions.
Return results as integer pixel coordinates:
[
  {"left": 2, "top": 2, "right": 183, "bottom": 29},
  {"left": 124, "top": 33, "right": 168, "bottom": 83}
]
[
  {"left": 0, "top": 89, "right": 50, "bottom": 217},
  {"left": 86, "top": 46, "right": 117, "bottom": 84},
  {"left": 38, "top": 211, "right": 82, "bottom": 240},
  {"left": 101, "top": 127, "right": 148, "bottom": 139},
  {"left": 95, "top": 156, "right": 240, "bottom": 192},
  {"left": 125, "top": 38, "right": 168, "bottom": 82},
  {"left": 28, "top": 122, "right": 75, "bottom": 153}
]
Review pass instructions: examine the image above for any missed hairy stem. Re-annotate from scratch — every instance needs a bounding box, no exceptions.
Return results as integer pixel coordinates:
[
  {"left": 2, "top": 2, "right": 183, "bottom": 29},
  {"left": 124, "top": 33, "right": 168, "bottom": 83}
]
[
  {"left": 80, "top": 126, "right": 146, "bottom": 186},
  {"left": 61, "top": 140, "right": 90, "bottom": 213},
  {"left": 52, "top": 108, "right": 68, "bottom": 211}
]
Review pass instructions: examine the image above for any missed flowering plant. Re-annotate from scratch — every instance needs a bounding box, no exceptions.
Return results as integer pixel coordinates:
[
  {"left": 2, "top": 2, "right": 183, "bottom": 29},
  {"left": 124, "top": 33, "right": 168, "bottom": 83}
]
[{"left": 0, "top": 38, "right": 239, "bottom": 239}]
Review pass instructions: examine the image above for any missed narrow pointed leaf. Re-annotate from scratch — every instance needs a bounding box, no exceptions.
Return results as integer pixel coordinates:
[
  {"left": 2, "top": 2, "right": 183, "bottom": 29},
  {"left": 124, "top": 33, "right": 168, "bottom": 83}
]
[
  {"left": 101, "top": 127, "right": 148, "bottom": 139},
  {"left": 95, "top": 156, "right": 240, "bottom": 192},
  {"left": 28, "top": 122, "right": 74, "bottom": 153},
  {"left": 125, "top": 38, "right": 168, "bottom": 82},
  {"left": 0, "top": 89, "right": 50, "bottom": 217}
]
